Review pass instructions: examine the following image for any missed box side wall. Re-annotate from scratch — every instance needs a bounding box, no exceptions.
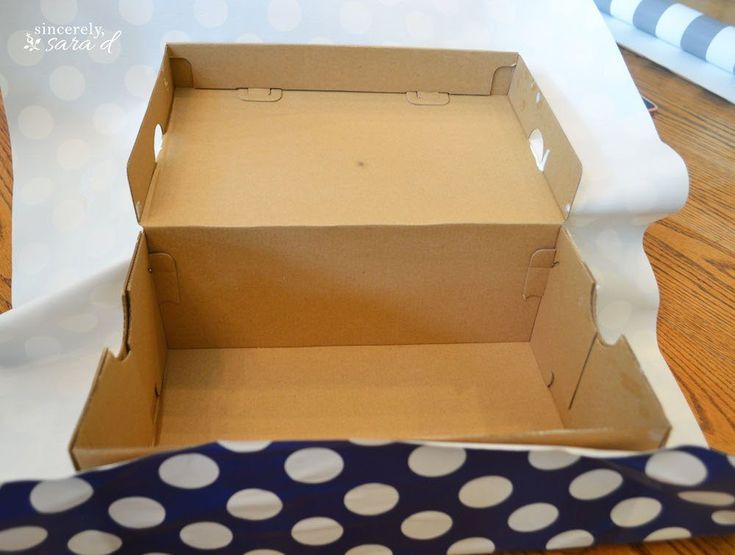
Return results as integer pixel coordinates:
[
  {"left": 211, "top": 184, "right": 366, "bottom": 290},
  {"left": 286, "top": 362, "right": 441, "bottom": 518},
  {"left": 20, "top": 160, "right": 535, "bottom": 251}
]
[
  {"left": 70, "top": 234, "right": 167, "bottom": 465},
  {"left": 166, "top": 43, "right": 518, "bottom": 94},
  {"left": 531, "top": 228, "right": 670, "bottom": 448},
  {"left": 508, "top": 56, "right": 582, "bottom": 215},
  {"left": 128, "top": 50, "right": 174, "bottom": 221},
  {"left": 145, "top": 224, "right": 559, "bottom": 348}
]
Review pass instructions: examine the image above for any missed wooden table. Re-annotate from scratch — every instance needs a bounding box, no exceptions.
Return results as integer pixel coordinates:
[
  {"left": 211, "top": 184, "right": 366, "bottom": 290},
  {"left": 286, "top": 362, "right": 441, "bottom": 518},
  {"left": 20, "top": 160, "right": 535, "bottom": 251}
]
[{"left": 0, "top": 49, "right": 732, "bottom": 554}]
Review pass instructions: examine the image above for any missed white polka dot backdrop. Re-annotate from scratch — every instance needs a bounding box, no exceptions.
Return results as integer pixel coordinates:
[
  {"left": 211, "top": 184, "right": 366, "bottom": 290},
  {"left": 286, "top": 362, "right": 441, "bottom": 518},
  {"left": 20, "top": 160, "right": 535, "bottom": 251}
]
[{"left": 0, "top": 2, "right": 730, "bottom": 552}]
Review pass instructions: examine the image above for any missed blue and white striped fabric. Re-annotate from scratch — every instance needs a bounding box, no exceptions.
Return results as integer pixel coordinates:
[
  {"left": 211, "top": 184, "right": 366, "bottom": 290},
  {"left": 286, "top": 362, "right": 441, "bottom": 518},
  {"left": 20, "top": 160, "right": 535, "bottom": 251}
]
[
  {"left": 595, "top": 0, "right": 735, "bottom": 73},
  {"left": 1, "top": 442, "right": 735, "bottom": 553}
]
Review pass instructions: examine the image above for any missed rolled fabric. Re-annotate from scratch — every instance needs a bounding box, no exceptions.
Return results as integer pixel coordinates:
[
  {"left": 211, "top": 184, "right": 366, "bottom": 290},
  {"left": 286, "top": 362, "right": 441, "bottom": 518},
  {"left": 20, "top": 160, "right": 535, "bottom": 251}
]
[{"left": 595, "top": 0, "right": 735, "bottom": 73}]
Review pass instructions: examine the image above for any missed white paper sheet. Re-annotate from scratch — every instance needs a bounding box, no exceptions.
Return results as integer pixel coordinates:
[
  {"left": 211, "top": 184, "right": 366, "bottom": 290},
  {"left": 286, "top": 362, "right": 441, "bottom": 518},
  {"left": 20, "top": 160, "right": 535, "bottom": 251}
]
[{"left": 0, "top": 0, "right": 705, "bottom": 482}]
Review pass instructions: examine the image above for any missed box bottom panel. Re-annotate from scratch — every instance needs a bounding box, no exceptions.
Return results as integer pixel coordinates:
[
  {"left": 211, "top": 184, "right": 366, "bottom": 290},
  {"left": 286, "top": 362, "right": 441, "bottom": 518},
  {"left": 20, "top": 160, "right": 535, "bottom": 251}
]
[{"left": 156, "top": 342, "right": 563, "bottom": 446}]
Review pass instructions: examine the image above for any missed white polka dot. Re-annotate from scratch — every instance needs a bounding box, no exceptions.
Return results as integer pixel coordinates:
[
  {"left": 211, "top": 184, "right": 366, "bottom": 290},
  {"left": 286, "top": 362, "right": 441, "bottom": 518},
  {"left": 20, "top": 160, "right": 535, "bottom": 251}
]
[
  {"left": 194, "top": 0, "right": 228, "bottom": 27},
  {"left": 18, "top": 106, "right": 53, "bottom": 139},
  {"left": 119, "top": 0, "right": 153, "bottom": 25},
  {"left": 88, "top": 33, "right": 122, "bottom": 64},
  {"left": 124, "top": 65, "right": 155, "bottom": 99},
  {"left": 508, "top": 503, "right": 559, "bottom": 532},
  {"left": 85, "top": 159, "right": 118, "bottom": 191},
  {"left": 569, "top": 469, "right": 623, "bottom": 500},
  {"left": 285, "top": 447, "right": 344, "bottom": 483},
  {"left": 349, "top": 439, "right": 392, "bottom": 446},
  {"left": 598, "top": 300, "right": 633, "bottom": 332},
  {"left": 244, "top": 551, "right": 285, "bottom": 555},
  {"left": 712, "top": 510, "right": 735, "bottom": 526},
  {"left": 19, "top": 176, "right": 53, "bottom": 205},
  {"left": 108, "top": 497, "right": 165, "bottom": 529},
  {"left": 433, "top": 0, "right": 459, "bottom": 15},
  {"left": 308, "top": 36, "right": 334, "bottom": 45},
  {"left": 447, "top": 537, "right": 495, "bottom": 554},
  {"left": 645, "top": 527, "right": 691, "bottom": 541},
  {"left": 728, "top": 455, "right": 735, "bottom": 468},
  {"left": 30, "top": 477, "right": 93, "bottom": 513},
  {"left": 401, "top": 511, "right": 452, "bottom": 540},
  {"left": 218, "top": 440, "right": 271, "bottom": 452},
  {"left": 49, "top": 66, "right": 85, "bottom": 101},
  {"left": 405, "top": 11, "right": 434, "bottom": 42},
  {"left": 160, "top": 30, "right": 191, "bottom": 50},
  {"left": 268, "top": 0, "right": 302, "bottom": 32},
  {"left": 24, "top": 336, "right": 62, "bottom": 360},
  {"left": 227, "top": 489, "right": 282, "bottom": 520},
  {"left": 408, "top": 445, "right": 466, "bottom": 477},
  {"left": 645, "top": 451, "right": 707, "bottom": 486},
  {"left": 18, "top": 242, "right": 50, "bottom": 275},
  {"left": 90, "top": 281, "right": 120, "bottom": 307},
  {"left": 41, "top": 0, "right": 78, "bottom": 23},
  {"left": 8, "top": 30, "right": 44, "bottom": 66},
  {"left": 344, "top": 483, "right": 399, "bottom": 515},
  {"left": 0, "top": 526, "right": 48, "bottom": 551},
  {"left": 60, "top": 313, "right": 99, "bottom": 334},
  {"left": 57, "top": 139, "right": 91, "bottom": 171},
  {"left": 93, "top": 103, "right": 127, "bottom": 135},
  {"left": 528, "top": 450, "right": 580, "bottom": 470},
  {"left": 180, "top": 522, "right": 232, "bottom": 550},
  {"left": 346, "top": 545, "right": 392, "bottom": 555},
  {"left": 291, "top": 517, "right": 343, "bottom": 546},
  {"left": 678, "top": 491, "right": 735, "bottom": 507},
  {"left": 53, "top": 199, "right": 85, "bottom": 232},
  {"left": 458, "top": 476, "right": 513, "bottom": 508},
  {"left": 159, "top": 453, "right": 219, "bottom": 489},
  {"left": 546, "top": 529, "right": 594, "bottom": 550},
  {"left": 237, "top": 33, "right": 264, "bottom": 43},
  {"left": 67, "top": 530, "right": 122, "bottom": 555},
  {"left": 340, "top": 1, "right": 373, "bottom": 34},
  {"left": 610, "top": 497, "right": 662, "bottom": 527}
]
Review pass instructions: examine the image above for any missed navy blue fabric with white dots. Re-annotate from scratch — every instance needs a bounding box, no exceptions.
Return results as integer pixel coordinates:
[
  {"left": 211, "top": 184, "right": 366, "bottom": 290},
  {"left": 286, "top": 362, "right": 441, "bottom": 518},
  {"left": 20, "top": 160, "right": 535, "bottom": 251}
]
[{"left": 1, "top": 442, "right": 734, "bottom": 553}]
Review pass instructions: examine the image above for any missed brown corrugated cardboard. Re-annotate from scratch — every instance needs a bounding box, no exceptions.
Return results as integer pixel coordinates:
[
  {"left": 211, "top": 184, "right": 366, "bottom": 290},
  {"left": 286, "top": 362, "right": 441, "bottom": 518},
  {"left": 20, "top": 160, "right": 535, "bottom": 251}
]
[{"left": 70, "top": 44, "right": 670, "bottom": 469}]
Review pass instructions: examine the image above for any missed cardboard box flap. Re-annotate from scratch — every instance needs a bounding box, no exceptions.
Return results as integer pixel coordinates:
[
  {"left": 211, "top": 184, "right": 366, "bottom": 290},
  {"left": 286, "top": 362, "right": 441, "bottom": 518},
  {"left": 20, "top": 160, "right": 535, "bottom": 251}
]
[{"left": 128, "top": 45, "right": 581, "bottom": 228}]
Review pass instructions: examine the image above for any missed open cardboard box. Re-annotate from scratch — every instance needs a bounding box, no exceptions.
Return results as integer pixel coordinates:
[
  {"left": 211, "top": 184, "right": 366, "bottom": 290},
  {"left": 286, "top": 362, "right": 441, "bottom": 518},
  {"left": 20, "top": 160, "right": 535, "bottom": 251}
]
[{"left": 70, "top": 44, "right": 670, "bottom": 470}]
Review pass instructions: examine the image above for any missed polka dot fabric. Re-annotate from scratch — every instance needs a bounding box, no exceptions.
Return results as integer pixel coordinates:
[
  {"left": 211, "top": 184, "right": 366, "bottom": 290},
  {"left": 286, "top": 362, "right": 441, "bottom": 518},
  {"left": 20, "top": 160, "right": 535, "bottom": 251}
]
[{"left": 1, "top": 443, "right": 734, "bottom": 553}]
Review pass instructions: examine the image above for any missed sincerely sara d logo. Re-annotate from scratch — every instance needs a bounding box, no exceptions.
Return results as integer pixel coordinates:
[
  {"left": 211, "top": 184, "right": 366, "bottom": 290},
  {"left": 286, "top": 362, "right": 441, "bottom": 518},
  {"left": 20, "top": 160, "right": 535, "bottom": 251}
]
[{"left": 25, "top": 22, "right": 121, "bottom": 53}]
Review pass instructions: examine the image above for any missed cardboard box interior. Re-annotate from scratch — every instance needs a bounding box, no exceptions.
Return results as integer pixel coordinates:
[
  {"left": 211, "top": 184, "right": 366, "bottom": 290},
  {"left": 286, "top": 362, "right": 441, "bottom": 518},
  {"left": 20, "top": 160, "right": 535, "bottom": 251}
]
[{"left": 70, "top": 45, "right": 670, "bottom": 469}]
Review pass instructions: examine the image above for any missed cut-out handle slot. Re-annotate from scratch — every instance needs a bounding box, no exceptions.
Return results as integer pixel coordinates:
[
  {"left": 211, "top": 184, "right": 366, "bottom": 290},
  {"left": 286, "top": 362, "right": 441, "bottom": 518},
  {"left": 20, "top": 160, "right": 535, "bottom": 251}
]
[{"left": 528, "top": 128, "right": 550, "bottom": 171}]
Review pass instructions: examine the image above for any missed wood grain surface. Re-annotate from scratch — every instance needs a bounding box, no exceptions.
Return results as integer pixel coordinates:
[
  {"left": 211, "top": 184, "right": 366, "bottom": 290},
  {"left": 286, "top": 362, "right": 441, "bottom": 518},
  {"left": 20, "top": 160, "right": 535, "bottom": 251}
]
[
  {"left": 0, "top": 48, "right": 732, "bottom": 553},
  {"left": 0, "top": 95, "right": 11, "bottom": 312}
]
